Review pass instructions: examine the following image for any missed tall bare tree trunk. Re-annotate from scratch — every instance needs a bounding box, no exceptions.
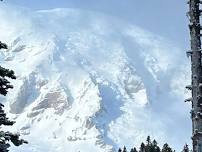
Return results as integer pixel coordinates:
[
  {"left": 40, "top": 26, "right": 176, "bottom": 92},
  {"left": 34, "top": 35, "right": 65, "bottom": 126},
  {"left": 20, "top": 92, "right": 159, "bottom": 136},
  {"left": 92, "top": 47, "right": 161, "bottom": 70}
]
[{"left": 187, "top": 0, "right": 202, "bottom": 152}]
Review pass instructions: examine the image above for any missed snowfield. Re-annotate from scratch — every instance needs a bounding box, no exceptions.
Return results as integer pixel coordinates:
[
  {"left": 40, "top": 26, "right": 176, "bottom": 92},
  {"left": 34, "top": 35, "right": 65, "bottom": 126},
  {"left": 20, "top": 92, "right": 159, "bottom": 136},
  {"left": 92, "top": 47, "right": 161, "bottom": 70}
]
[{"left": 0, "top": 5, "right": 191, "bottom": 152}]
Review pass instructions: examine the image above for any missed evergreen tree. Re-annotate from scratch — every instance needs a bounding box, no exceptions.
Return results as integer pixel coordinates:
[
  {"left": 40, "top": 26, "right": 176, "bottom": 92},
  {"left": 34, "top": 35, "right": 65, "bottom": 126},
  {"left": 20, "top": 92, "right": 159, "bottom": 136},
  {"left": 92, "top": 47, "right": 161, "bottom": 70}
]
[
  {"left": 130, "top": 147, "right": 137, "bottom": 152},
  {"left": 151, "top": 139, "right": 160, "bottom": 152},
  {"left": 182, "top": 144, "right": 189, "bottom": 152},
  {"left": 140, "top": 142, "right": 146, "bottom": 152},
  {"left": 145, "top": 136, "right": 154, "bottom": 152},
  {"left": 146, "top": 136, "right": 151, "bottom": 145},
  {"left": 161, "top": 143, "right": 173, "bottom": 152},
  {"left": 118, "top": 148, "right": 122, "bottom": 152},
  {"left": 152, "top": 140, "right": 157, "bottom": 145},
  {"left": 0, "top": 41, "right": 27, "bottom": 151},
  {"left": 123, "top": 146, "right": 127, "bottom": 152},
  {"left": 117, "top": 136, "right": 175, "bottom": 152},
  {"left": 156, "top": 146, "right": 161, "bottom": 152},
  {"left": 134, "top": 147, "right": 138, "bottom": 152}
]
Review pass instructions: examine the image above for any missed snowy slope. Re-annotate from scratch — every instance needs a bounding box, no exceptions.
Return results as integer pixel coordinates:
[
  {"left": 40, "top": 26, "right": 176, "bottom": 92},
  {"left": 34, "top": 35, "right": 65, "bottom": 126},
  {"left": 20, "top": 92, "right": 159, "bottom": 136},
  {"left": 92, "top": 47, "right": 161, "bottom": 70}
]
[{"left": 0, "top": 5, "right": 191, "bottom": 152}]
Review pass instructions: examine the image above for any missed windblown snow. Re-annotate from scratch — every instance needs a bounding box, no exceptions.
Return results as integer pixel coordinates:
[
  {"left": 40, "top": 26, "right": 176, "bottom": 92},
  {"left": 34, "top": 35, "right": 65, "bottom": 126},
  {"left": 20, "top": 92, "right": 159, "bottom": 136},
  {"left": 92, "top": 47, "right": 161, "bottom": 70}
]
[{"left": 0, "top": 5, "right": 191, "bottom": 152}]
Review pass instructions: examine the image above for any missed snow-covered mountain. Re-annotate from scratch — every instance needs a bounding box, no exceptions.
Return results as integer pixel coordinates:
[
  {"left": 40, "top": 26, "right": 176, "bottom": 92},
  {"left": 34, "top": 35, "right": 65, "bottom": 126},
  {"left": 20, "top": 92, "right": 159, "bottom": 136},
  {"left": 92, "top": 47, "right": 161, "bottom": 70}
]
[{"left": 0, "top": 5, "right": 191, "bottom": 152}]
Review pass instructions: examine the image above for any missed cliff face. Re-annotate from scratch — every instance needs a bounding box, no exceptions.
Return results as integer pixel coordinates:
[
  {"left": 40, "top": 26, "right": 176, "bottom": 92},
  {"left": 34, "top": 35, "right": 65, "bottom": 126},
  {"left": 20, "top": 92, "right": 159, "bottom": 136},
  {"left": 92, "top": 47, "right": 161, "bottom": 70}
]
[{"left": 0, "top": 6, "right": 190, "bottom": 152}]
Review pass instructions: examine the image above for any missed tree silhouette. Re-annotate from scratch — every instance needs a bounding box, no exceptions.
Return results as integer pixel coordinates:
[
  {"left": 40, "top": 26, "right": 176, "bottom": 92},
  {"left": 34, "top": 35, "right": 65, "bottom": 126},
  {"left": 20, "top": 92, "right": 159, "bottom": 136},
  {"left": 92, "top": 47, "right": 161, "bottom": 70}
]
[
  {"left": 123, "top": 146, "right": 127, "bottom": 152},
  {"left": 140, "top": 142, "right": 146, "bottom": 152},
  {"left": 161, "top": 143, "right": 173, "bottom": 152},
  {"left": 0, "top": 41, "right": 27, "bottom": 151},
  {"left": 182, "top": 144, "right": 189, "bottom": 152},
  {"left": 117, "top": 136, "right": 176, "bottom": 152}
]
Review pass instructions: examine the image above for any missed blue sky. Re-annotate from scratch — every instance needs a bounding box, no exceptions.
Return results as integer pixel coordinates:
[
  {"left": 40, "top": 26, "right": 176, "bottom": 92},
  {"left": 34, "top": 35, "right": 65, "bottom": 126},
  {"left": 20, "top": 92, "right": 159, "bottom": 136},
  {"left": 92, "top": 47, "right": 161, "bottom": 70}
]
[{"left": 8, "top": 0, "right": 188, "bottom": 50}]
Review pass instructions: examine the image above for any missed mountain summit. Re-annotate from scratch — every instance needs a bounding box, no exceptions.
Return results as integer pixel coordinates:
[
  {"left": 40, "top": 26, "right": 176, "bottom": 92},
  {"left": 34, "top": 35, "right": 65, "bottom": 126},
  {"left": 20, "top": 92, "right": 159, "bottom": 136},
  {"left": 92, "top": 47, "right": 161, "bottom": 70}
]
[{"left": 0, "top": 6, "right": 190, "bottom": 152}]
